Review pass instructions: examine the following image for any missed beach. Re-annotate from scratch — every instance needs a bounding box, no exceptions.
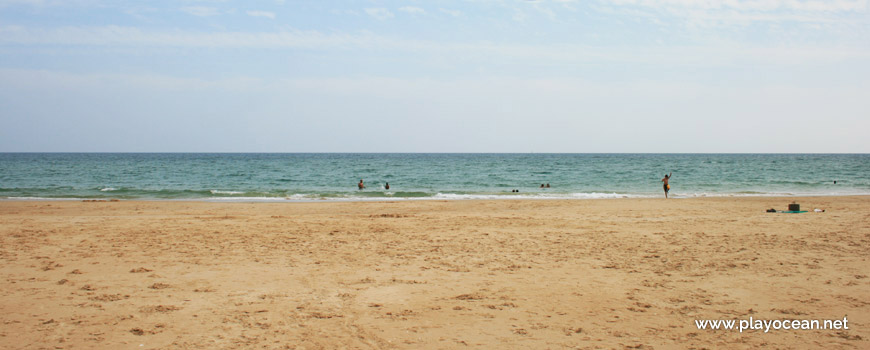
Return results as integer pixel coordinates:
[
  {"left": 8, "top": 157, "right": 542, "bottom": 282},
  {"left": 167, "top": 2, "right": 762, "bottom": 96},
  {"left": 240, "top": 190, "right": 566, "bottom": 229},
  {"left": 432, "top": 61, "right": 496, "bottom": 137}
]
[{"left": 1, "top": 196, "right": 868, "bottom": 349}]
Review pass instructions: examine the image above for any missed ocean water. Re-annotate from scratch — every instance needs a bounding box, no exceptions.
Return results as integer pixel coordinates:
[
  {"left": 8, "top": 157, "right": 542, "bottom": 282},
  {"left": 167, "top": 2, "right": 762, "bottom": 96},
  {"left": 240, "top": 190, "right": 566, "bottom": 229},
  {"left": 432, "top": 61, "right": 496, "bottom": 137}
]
[{"left": 0, "top": 153, "right": 868, "bottom": 201}]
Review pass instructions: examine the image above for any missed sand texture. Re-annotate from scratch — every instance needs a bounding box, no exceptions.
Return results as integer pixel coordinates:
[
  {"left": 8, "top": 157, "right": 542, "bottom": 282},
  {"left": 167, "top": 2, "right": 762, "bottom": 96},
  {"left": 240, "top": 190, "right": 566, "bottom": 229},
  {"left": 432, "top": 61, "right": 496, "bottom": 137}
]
[{"left": 1, "top": 197, "right": 868, "bottom": 349}]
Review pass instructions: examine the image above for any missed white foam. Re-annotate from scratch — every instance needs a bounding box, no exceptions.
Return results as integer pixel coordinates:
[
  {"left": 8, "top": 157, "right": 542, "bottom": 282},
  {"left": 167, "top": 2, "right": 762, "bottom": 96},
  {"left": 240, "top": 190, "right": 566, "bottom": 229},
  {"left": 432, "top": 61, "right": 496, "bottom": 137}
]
[
  {"left": 210, "top": 190, "right": 245, "bottom": 195},
  {"left": 204, "top": 196, "right": 289, "bottom": 202},
  {"left": 191, "top": 190, "right": 870, "bottom": 203},
  {"left": 100, "top": 187, "right": 117, "bottom": 192},
  {"left": 566, "top": 192, "right": 638, "bottom": 199},
  {"left": 286, "top": 194, "right": 318, "bottom": 200},
  {"left": 432, "top": 193, "right": 505, "bottom": 200},
  {"left": 3, "top": 197, "right": 84, "bottom": 201},
  {"left": 431, "top": 192, "right": 649, "bottom": 200}
]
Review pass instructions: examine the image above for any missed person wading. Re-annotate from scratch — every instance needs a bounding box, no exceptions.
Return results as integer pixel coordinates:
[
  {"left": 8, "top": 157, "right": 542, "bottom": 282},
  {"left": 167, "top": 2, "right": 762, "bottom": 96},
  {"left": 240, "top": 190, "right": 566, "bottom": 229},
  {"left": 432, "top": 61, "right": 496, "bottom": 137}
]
[{"left": 662, "top": 172, "right": 672, "bottom": 198}]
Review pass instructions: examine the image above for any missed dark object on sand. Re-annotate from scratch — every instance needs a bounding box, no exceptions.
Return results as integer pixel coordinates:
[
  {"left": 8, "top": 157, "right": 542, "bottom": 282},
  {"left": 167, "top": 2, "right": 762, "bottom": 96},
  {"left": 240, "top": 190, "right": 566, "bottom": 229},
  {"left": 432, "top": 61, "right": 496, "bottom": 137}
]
[{"left": 767, "top": 204, "right": 808, "bottom": 213}]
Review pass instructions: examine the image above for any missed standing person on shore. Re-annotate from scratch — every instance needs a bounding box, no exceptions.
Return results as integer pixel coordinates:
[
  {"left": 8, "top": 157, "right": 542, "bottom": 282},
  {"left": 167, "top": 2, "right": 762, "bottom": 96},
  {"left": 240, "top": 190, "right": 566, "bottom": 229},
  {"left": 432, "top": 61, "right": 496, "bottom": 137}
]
[{"left": 661, "top": 172, "right": 672, "bottom": 198}]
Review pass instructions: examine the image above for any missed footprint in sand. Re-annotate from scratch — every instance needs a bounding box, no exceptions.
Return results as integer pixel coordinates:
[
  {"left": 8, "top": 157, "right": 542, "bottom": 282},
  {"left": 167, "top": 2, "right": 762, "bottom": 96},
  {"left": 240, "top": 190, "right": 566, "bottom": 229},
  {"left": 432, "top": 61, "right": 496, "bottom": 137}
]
[{"left": 149, "top": 283, "right": 170, "bottom": 289}]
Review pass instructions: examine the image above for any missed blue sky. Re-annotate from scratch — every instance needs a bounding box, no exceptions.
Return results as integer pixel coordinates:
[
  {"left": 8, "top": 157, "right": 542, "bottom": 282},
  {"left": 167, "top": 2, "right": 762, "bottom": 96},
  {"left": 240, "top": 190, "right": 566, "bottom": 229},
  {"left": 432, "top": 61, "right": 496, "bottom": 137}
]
[{"left": 1, "top": 0, "right": 868, "bottom": 152}]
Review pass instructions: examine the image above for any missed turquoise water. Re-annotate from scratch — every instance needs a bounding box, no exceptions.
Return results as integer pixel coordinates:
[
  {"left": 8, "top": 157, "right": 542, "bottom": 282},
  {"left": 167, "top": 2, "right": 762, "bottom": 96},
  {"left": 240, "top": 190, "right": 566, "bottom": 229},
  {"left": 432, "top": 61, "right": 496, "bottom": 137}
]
[{"left": 0, "top": 153, "right": 868, "bottom": 201}]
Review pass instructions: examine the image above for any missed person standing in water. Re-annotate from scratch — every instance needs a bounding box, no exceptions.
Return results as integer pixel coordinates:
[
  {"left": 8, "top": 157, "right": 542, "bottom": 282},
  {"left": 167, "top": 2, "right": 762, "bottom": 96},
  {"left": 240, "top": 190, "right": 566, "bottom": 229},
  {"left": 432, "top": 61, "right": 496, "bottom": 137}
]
[
  {"left": 385, "top": 182, "right": 390, "bottom": 190},
  {"left": 358, "top": 179, "right": 365, "bottom": 190},
  {"left": 661, "top": 172, "right": 672, "bottom": 198}
]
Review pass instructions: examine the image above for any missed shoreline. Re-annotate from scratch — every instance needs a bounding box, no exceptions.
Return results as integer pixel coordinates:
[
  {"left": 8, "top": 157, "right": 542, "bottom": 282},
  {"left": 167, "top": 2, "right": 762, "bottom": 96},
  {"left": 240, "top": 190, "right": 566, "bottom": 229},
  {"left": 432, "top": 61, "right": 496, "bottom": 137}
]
[{"left": 3, "top": 193, "right": 870, "bottom": 203}]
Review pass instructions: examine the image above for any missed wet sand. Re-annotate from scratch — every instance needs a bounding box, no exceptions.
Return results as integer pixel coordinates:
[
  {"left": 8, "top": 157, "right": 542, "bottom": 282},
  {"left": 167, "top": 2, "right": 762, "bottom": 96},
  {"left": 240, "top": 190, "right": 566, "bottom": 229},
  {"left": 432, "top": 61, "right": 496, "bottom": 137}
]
[{"left": 1, "top": 196, "right": 868, "bottom": 349}]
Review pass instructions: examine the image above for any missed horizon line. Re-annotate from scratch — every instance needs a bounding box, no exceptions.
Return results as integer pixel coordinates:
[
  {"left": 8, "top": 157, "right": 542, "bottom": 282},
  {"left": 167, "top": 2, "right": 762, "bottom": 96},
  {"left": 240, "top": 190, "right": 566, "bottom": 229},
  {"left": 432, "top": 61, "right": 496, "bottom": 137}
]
[{"left": 2, "top": 152, "right": 868, "bottom": 155}]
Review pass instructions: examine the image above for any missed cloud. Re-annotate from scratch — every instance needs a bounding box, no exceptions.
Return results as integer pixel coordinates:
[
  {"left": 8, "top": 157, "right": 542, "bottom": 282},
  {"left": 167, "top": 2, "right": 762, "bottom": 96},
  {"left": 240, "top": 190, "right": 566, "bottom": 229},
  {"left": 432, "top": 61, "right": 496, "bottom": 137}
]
[
  {"left": 0, "top": 25, "right": 367, "bottom": 49},
  {"left": 399, "top": 6, "right": 425, "bottom": 14},
  {"left": 600, "top": 0, "right": 868, "bottom": 13},
  {"left": 533, "top": 3, "right": 558, "bottom": 21},
  {"left": 0, "top": 0, "right": 45, "bottom": 5},
  {"left": 180, "top": 6, "right": 220, "bottom": 17},
  {"left": 364, "top": 7, "right": 394, "bottom": 20},
  {"left": 0, "top": 0, "right": 119, "bottom": 8},
  {"left": 597, "top": 0, "right": 869, "bottom": 25},
  {"left": 247, "top": 10, "right": 275, "bottom": 19},
  {"left": 1, "top": 25, "right": 868, "bottom": 68}
]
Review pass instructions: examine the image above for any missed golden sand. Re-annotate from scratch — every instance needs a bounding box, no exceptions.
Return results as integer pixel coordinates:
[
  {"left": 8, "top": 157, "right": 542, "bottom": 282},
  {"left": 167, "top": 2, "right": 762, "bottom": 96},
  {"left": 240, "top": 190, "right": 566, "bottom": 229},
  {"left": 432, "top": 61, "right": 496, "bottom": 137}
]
[{"left": 1, "top": 197, "right": 868, "bottom": 349}]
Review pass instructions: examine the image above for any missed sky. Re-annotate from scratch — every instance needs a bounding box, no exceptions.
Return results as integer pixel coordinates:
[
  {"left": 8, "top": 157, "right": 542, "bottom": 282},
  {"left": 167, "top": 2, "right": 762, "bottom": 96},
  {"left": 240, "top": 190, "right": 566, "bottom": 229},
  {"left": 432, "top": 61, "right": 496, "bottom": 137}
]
[{"left": 0, "top": 0, "right": 868, "bottom": 153}]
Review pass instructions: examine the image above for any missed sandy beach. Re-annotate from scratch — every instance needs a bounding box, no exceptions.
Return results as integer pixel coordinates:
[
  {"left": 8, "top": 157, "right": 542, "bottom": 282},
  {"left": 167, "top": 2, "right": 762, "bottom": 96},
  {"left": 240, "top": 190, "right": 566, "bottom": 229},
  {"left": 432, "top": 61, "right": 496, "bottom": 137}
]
[{"left": 1, "top": 196, "right": 868, "bottom": 349}]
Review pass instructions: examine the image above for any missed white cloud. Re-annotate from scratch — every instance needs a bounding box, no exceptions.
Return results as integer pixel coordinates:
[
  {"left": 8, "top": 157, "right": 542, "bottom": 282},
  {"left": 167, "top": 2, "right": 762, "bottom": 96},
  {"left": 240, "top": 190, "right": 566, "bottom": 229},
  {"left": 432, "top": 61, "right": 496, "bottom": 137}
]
[
  {"left": 180, "top": 6, "right": 220, "bottom": 17},
  {"left": 606, "top": 0, "right": 869, "bottom": 12},
  {"left": 247, "top": 10, "right": 275, "bottom": 19},
  {"left": 0, "top": 25, "right": 366, "bottom": 49},
  {"left": 364, "top": 7, "right": 394, "bottom": 20},
  {"left": 533, "top": 3, "right": 558, "bottom": 21},
  {"left": 399, "top": 6, "right": 425, "bottom": 14},
  {"left": 122, "top": 5, "right": 159, "bottom": 20},
  {"left": 0, "top": 0, "right": 111, "bottom": 8},
  {"left": 588, "top": 0, "right": 870, "bottom": 42},
  {"left": 0, "top": 0, "right": 45, "bottom": 5},
  {"left": 2, "top": 25, "right": 868, "bottom": 69},
  {"left": 598, "top": 0, "right": 868, "bottom": 24}
]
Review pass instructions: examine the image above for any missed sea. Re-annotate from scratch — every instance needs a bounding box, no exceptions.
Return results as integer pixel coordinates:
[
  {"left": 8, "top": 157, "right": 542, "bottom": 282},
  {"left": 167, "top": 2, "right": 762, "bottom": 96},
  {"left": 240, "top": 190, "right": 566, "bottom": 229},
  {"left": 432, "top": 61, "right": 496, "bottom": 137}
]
[{"left": 1, "top": 153, "right": 868, "bottom": 201}]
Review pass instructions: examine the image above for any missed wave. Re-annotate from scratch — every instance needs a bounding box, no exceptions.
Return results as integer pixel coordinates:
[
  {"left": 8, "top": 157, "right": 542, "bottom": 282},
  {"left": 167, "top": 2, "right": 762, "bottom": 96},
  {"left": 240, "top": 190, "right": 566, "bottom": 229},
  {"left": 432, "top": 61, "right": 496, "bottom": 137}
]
[
  {"left": 4, "top": 197, "right": 86, "bottom": 201},
  {"left": 3, "top": 186, "right": 870, "bottom": 202},
  {"left": 210, "top": 190, "right": 245, "bottom": 195},
  {"left": 6, "top": 192, "right": 870, "bottom": 202},
  {"left": 431, "top": 192, "right": 641, "bottom": 200}
]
